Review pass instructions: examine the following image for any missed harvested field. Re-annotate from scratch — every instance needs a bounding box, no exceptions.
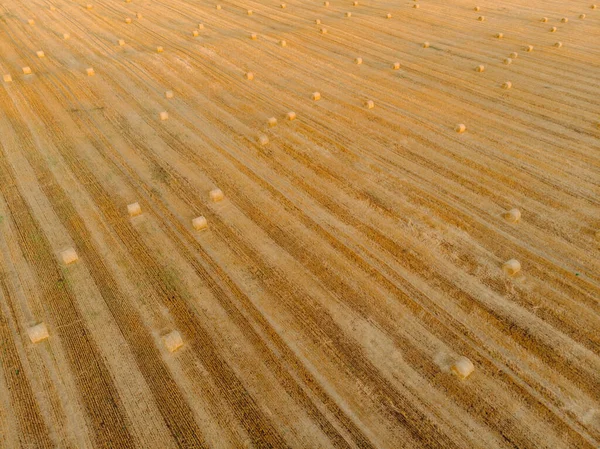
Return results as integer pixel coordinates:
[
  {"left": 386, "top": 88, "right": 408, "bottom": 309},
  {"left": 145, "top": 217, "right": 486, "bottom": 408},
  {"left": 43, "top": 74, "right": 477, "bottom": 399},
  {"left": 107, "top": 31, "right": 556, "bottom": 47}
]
[{"left": 0, "top": 0, "right": 598, "bottom": 448}]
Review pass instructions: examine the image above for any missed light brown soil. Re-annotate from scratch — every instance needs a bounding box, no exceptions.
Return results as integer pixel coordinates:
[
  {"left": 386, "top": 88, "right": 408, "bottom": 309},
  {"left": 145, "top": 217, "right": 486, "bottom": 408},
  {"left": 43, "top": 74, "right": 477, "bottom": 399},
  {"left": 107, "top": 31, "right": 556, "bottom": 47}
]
[{"left": 0, "top": 0, "right": 598, "bottom": 448}]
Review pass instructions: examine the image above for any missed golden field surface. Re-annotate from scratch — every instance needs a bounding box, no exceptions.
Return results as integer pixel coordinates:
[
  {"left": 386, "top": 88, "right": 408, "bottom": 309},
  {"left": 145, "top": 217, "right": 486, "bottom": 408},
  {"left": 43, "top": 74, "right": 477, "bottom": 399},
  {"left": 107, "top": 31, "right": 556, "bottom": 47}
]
[{"left": 0, "top": 0, "right": 598, "bottom": 447}]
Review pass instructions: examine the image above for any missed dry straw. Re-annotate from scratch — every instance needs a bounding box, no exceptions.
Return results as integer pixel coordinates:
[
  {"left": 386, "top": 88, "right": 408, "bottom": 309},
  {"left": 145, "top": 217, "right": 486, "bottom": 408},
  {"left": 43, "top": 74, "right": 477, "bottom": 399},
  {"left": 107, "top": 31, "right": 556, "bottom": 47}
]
[
  {"left": 503, "top": 208, "right": 521, "bottom": 222},
  {"left": 163, "top": 331, "right": 183, "bottom": 352},
  {"left": 128, "top": 202, "right": 142, "bottom": 216},
  {"left": 452, "top": 357, "right": 474, "bottom": 379},
  {"left": 210, "top": 189, "right": 224, "bottom": 202},
  {"left": 502, "top": 259, "right": 521, "bottom": 276},
  {"left": 28, "top": 323, "right": 49, "bottom": 344},
  {"left": 192, "top": 216, "right": 208, "bottom": 231},
  {"left": 61, "top": 248, "right": 79, "bottom": 265}
]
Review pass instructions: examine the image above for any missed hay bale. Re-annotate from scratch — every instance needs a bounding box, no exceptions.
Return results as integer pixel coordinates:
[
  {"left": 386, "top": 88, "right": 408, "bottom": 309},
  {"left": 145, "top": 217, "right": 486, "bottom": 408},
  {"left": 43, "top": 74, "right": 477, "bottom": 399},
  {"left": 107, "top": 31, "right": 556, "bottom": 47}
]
[
  {"left": 561, "top": 17, "right": 568, "bottom": 23},
  {"left": 28, "top": 323, "right": 49, "bottom": 344},
  {"left": 593, "top": 5, "right": 598, "bottom": 10},
  {"left": 64, "top": 33, "right": 71, "bottom": 40},
  {"left": 279, "top": 40, "right": 287, "bottom": 47},
  {"left": 503, "top": 58, "right": 512, "bottom": 65},
  {"left": 36, "top": 51, "right": 45, "bottom": 58},
  {"left": 503, "top": 208, "right": 521, "bottom": 222},
  {"left": 22, "top": 67, "right": 32, "bottom": 75},
  {"left": 554, "top": 41, "right": 563, "bottom": 47},
  {"left": 160, "top": 111, "right": 169, "bottom": 121},
  {"left": 28, "top": 19, "right": 35, "bottom": 25},
  {"left": 386, "top": 13, "right": 392, "bottom": 18},
  {"left": 324, "top": 1, "right": 329, "bottom": 5},
  {"left": 125, "top": 17, "right": 132, "bottom": 24},
  {"left": 474, "top": 6, "right": 480, "bottom": 11},
  {"left": 354, "top": 57, "right": 362, "bottom": 64},
  {"left": 280, "top": 3, "right": 286, "bottom": 8},
  {"left": 118, "top": 39, "right": 125, "bottom": 46},
  {"left": 128, "top": 202, "right": 142, "bottom": 216},
  {"left": 541, "top": 17, "right": 548, "bottom": 23},
  {"left": 413, "top": 4, "right": 419, "bottom": 8},
  {"left": 50, "top": 6, "right": 56, "bottom": 11},
  {"left": 526, "top": 45, "right": 533, "bottom": 52},
  {"left": 580, "top": 14, "right": 586, "bottom": 19},
  {"left": 163, "top": 331, "right": 183, "bottom": 352},
  {"left": 165, "top": 90, "right": 174, "bottom": 98},
  {"left": 365, "top": 100, "right": 374, "bottom": 109},
  {"left": 210, "top": 189, "right": 224, "bottom": 202},
  {"left": 192, "top": 216, "right": 208, "bottom": 231},
  {"left": 86, "top": 68, "right": 95, "bottom": 76},
  {"left": 496, "top": 32, "right": 503, "bottom": 38},
  {"left": 156, "top": 46, "right": 164, "bottom": 53},
  {"left": 61, "top": 248, "right": 79, "bottom": 265},
  {"left": 192, "top": 30, "right": 199, "bottom": 37},
  {"left": 245, "top": 72, "right": 254, "bottom": 80},
  {"left": 423, "top": 41, "right": 430, "bottom": 48},
  {"left": 475, "top": 65, "right": 485, "bottom": 72},
  {"left": 198, "top": 23, "right": 205, "bottom": 29},
  {"left": 502, "top": 259, "right": 521, "bottom": 276},
  {"left": 250, "top": 33, "right": 258, "bottom": 40},
  {"left": 258, "top": 134, "right": 269, "bottom": 146},
  {"left": 315, "top": 19, "right": 321, "bottom": 24},
  {"left": 247, "top": 10, "right": 253, "bottom": 15},
  {"left": 451, "top": 357, "right": 474, "bottom": 379},
  {"left": 286, "top": 111, "right": 296, "bottom": 121},
  {"left": 345, "top": 12, "right": 352, "bottom": 17},
  {"left": 550, "top": 26, "right": 557, "bottom": 32},
  {"left": 216, "top": 4, "right": 221, "bottom": 10},
  {"left": 478, "top": 16, "right": 485, "bottom": 21},
  {"left": 268, "top": 117, "right": 277, "bottom": 127},
  {"left": 510, "top": 52, "right": 518, "bottom": 58},
  {"left": 312, "top": 92, "right": 321, "bottom": 101},
  {"left": 86, "top": 4, "right": 93, "bottom": 10},
  {"left": 3, "top": 74, "right": 12, "bottom": 83},
  {"left": 320, "top": 28, "right": 328, "bottom": 34},
  {"left": 502, "top": 81, "right": 512, "bottom": 89},
  {"left": 353, "top": 1, "right": 358, "bottom": 5},
  {"left": 392, "top": 62, "right": 401, "bottom": 70},
  {"left": 455, "top": 124, "right": 466, "bottom": 133}
]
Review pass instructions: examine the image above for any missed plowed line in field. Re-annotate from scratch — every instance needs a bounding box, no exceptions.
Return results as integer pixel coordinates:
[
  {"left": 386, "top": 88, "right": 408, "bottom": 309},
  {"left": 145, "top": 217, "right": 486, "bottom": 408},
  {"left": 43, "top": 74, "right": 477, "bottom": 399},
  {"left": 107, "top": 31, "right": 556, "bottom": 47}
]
[
  {"left": 0, "top": 141, "right": 135, "bottom": 449},
  {"left": 2, "top": 11, "right": 372, "bottom": 444},
  {"left": 0, "top": 89, "right": 210, "bottom": 449},
  {"left": 16, "top": 72, "right": 290, "bottom": 449},
  {"left": 88, "top": 77, "right": 594, "bottom": 446},
  {"left": 65, "top": 43, "right": 598, "bottom": 444},
  {"left": 0, "top": 276, "right": 55, "bottom": 448}
]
